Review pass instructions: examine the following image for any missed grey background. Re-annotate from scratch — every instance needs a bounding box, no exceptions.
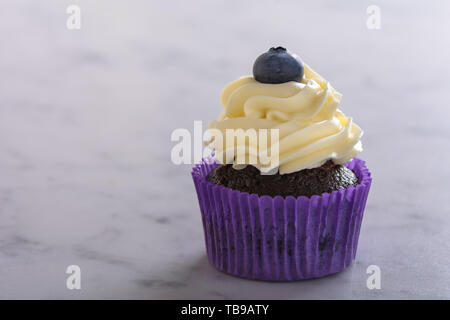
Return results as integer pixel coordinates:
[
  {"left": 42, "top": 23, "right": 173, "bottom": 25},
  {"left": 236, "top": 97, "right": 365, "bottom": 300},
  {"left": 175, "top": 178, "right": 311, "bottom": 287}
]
[{"left": 0, "top": 0, "right": 449, "bottom": 299}]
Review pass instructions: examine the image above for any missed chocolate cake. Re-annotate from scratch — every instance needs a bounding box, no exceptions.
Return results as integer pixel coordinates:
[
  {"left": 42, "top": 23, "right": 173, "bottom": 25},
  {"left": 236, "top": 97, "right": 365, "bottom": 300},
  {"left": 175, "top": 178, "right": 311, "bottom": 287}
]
[
  {"left": 206, "top": 160, "right": 359, "bottom": 198},
  {"left": 192, "top": 46, "right": 372, "bottom": 281}
]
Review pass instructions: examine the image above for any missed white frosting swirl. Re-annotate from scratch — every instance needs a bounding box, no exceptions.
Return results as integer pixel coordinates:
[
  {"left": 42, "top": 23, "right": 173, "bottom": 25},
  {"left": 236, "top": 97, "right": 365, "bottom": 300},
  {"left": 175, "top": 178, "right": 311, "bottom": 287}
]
[{"left": 207, "top": 63, "right": 363, "bottom": 174}]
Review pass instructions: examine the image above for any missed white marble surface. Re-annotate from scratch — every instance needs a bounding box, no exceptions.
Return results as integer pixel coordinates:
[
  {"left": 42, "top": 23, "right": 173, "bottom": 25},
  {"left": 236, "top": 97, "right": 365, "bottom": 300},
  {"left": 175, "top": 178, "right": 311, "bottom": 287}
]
[{"left": 1, "top": 0, "right": 450, "bottom": 299}]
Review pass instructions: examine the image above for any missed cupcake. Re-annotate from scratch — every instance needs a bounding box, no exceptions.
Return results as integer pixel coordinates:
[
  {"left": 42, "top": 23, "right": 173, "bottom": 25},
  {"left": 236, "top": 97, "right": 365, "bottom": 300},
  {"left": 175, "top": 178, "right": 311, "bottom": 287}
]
[{"left": 192, "top": 47, "right": 371, "bottom": 281}]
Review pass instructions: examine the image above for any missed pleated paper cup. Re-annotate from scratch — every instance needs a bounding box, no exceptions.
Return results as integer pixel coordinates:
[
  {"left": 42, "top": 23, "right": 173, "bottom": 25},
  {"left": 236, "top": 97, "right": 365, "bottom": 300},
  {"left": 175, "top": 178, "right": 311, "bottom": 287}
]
[{"left": 192, "top": 158, "right": 372, "bottom": 281}]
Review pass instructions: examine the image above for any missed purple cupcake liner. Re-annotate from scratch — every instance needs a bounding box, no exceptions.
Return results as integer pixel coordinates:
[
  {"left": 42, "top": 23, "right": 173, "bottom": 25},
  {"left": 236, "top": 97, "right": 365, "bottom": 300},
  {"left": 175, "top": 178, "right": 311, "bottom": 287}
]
[{"left": 192, "top": 158, "right": 372, "bottom": 281}]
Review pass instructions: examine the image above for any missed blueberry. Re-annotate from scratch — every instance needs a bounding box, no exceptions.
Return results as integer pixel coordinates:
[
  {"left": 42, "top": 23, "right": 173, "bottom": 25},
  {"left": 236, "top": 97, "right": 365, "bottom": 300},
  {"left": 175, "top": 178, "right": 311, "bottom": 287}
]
[{"left": 252, "top": 47, "right": 304, "bottom": 84}]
